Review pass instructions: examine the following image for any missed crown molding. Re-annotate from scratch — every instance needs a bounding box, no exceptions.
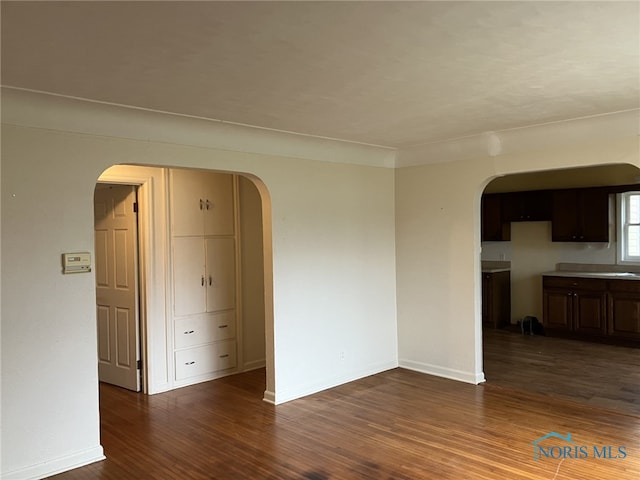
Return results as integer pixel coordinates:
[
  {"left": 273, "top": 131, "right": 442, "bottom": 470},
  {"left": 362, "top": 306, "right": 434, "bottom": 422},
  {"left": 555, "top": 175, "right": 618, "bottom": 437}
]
[
  {"left": 2, "top": 86, "right": 637, "bottom": 169},
  {"left": 0, "top": 87, "right": 397, "bottom": 168},
  {"left": 396, "top": 109, "right": 640, "bottom": 167}
]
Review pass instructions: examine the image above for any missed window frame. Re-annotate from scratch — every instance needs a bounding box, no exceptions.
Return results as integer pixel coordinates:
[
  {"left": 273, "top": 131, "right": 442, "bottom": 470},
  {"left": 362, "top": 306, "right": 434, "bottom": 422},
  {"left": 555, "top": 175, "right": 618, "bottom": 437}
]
[{"left": 617, "top": 191, "right": 640, "bottom": 265}]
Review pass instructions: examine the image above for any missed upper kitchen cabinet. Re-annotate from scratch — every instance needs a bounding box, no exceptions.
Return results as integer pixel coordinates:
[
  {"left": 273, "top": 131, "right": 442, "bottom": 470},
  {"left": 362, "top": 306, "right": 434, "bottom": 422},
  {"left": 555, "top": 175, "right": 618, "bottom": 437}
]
[
  {"left": 170, "top": 169, "right": 235, "bottom": 237},
  {"left": 481, "top": 193, "right": 510, "bottom": 241},
  {"left": 502, "top": 190, "right": 552, "bottom": 222},
  {"left": 551, "top": 188, "right": 609, "bottom": 242}
]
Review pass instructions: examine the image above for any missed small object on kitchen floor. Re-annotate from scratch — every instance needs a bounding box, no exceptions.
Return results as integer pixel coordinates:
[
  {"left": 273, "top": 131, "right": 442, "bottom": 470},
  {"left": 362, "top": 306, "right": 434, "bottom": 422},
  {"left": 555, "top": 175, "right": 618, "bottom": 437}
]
[{"left": 520, "top": 315, "right": 545, "bottom": 335}]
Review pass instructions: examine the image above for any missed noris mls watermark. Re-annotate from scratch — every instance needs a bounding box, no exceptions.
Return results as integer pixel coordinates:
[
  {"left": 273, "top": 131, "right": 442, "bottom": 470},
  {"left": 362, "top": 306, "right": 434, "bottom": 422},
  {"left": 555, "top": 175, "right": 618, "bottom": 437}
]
[{"left": 532, "top": 432, "right": 627, "bottom": 461}]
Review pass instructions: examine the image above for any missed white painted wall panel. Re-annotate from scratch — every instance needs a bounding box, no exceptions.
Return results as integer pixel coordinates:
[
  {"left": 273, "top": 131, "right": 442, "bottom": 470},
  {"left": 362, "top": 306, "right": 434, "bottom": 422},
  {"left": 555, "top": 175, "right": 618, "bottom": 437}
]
[{"left": 0, "top": 98, "right": 398, "bottom": 477}]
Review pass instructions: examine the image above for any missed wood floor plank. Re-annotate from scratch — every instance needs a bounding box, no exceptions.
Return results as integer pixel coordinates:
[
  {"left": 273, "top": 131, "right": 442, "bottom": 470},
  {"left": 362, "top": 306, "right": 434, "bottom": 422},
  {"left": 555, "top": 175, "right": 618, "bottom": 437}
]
[{"left": 49, "top": 362, "right": 639, "bottom": 479}]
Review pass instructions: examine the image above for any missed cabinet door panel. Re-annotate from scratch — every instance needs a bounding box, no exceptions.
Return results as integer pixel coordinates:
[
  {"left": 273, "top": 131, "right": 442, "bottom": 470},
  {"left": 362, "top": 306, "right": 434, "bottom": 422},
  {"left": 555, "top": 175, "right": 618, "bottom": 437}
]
[
  {"left": 608, "top": 293, "right": 640, "bottom": 339},
  {"left": 573, "top": 292, "right": 606, "bottom": 334},
  {"left": 170, "top": 169, "right": 207, "bottom": 236},
  {"left": 203, "top": 173, "right": 235, "bottom": 236},
  {"left": 481, "top": 194, "right": 510, "bottom": 241},
  {"left": 543, "top": 289, "right": 573, "bottom": 330},
  {"left": 580, "top": 189, "right": 609, "bottom": 242},
  {"left": 173, "top": 237, "right": 206, "bottom": 316},
  {"left": 551, "top": 190, "right": 579, "bottom": 241},
  {"left": 205, "top": 238, "right": 236, "bottom": 312}
]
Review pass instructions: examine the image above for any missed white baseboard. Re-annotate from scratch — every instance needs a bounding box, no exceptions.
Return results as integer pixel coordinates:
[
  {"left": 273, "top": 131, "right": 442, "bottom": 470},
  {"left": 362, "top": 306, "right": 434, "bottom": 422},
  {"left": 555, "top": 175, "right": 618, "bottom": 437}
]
[
  {"left": 243, "top": 359, "right": 266, "bottom": 372},
  {"left": 1, "top": 445, "right": 105, "bottom": 480},
  {"left": 273, "top": 360, "right": 398, "bottom": 405},
  {"left": 399, "top": 359, "right": 485, "bottom": 385},
  {"left": 263, "top": 389, "right": 276, "bottom": 404}
]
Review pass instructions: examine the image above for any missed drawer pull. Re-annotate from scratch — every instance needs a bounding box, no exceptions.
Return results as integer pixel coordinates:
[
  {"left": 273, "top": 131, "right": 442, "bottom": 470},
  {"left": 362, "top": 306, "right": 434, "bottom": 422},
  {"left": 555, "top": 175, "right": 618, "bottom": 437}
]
[
  {"left": 219, "top": 354, "right": 229, "bottom": 358},
  {"left": 185, "top": 361, "right": 196, "bottom": 365},
  {"left": 218, "top": 325, "right": 228, "bottom": 329},
  {"left": 184, "top": 330, "right": 195, "bottom": 335}
]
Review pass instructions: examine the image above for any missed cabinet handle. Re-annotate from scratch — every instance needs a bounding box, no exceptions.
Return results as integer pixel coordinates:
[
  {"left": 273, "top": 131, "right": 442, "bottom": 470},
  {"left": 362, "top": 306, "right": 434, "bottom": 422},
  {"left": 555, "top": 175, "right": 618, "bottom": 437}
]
[
  {"left": 209, "top": 275, "right": 212, "bottom": 286},
  {"left": 199, "top": 199, "right": 204, "bottom": 210},
  {"left": 219, "top": 354, "right": 229, "bottom": 358},
  {"left": 185, "top": 361, "right": 195, "bottom": 365},
  {"left": 205, "top": 199, "right": 212, "bottom": 210},
  {"left": 218, "top": 325, "right": 228, "bottom": 329},
  {"left": 201, "top": 276, "right": 205, "bottom": 286},
  {"left": 184, "top": 330, "right": 194, "bottom": 335}
]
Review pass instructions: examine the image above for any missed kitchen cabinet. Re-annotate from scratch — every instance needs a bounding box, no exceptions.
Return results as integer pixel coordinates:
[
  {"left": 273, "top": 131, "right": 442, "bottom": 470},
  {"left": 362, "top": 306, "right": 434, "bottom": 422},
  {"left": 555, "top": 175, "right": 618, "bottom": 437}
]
[
  {"left": 482, "top": 270, "right": 511, "bottom": 328},
  {"left": 607, "top": 280, "right": 640, "bottom": 340},
  {"left": 502, "top": 190, "right": 552, "bottom": 223},
  {"left": 542, "top": 275, "right": 640, "bottom": 344},
  {"left": 170, "top": 169, "right": 235, "bottom": 237},
  {"left": 481, "top": 194, "right": 510, "bottom": 241},
  {"left": 551, "top": 188, "right": 609, "bottom": 242},
  {"left": 543, "top": 276, "right": 607, "bottom": 335}
]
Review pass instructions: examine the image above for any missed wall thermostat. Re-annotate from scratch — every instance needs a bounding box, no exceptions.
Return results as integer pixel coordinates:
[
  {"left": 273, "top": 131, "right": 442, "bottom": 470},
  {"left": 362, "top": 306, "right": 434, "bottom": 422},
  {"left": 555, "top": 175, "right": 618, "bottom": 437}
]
[{"left": 62, "top": 252, "right": 91, "bottom": 274}]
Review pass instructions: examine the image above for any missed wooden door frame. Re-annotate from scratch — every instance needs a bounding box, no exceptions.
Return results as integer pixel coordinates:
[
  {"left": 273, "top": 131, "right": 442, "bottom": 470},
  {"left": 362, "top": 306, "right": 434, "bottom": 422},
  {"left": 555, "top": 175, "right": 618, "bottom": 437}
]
[{"left": 96, "top": 168, "right": 163, "bottom": 394}]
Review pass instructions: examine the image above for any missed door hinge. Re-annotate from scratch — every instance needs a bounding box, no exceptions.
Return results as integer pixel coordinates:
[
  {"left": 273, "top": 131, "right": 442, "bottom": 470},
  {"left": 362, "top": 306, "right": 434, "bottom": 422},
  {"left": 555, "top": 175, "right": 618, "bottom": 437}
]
[
  {"left": 137, "top": 359, "right": 142, "bottom": 370},
  {"left": 133, "top": 202, "right": 138, "bottom": 213}
]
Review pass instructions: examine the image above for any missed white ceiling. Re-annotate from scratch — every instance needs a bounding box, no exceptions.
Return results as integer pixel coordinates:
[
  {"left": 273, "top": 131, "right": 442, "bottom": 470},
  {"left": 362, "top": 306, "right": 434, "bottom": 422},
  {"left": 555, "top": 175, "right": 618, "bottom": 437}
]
[{"left": 2, "top": 1, "right": 639, "bottom": 149}]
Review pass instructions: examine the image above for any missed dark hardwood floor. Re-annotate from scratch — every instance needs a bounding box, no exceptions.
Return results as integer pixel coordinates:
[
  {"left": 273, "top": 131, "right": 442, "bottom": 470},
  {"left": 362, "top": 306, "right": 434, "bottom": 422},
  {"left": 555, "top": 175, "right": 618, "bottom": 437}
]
[
  {"left": 483, "top": 328, "right": 640, "bottom": 416},
  {"left": 51, "top": 356, "right": 639, "bottom": 479}
]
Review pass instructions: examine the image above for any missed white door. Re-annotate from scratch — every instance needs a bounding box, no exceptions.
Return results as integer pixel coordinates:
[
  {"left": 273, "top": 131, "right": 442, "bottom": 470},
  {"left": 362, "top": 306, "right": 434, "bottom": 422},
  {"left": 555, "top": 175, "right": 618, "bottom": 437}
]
[{"left": 94, "top": 184, "right": 141, "bottom": 391}]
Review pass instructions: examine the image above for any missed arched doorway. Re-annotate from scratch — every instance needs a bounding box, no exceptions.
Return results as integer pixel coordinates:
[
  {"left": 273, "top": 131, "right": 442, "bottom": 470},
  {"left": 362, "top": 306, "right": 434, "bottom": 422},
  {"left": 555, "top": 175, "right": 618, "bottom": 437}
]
[
  {"left": 94, "top": 165, "right": 274, "bottom": 398},
  {"left": 480, "top": 163, "right": 640, "bottom": 415}
]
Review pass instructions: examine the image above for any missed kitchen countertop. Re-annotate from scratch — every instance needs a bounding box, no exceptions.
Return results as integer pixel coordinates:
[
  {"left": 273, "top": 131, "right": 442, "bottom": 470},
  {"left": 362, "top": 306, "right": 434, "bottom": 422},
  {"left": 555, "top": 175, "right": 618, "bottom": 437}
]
[
  {"left": 482, "top": 268, "right": 510, "bottom": 273},
  {"left": 542, "top": 271, "right": 640, "bottom": 280}
]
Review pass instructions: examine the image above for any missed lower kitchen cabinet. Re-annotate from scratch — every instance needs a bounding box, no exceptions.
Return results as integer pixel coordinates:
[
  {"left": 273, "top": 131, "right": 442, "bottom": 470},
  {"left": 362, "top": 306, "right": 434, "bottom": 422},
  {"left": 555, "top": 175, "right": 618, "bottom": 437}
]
[
  {"left": 543, "top": 276, "right": 607, "bottom": 335},
  {"left": 543, "top": 275, "right": 640, "bottom": 344},
  {"left": 608, "top": 280, "right": 640, "bottom": 341},
  {"left": 482, "top": 270, "right": 511, "bottom": 328}
]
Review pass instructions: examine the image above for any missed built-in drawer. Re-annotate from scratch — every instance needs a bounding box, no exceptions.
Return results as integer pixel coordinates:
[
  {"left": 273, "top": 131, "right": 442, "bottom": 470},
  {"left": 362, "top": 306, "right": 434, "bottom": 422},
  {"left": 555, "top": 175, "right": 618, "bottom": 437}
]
[
  {"left": 174, "top": 311, "right": 236, "bottom": 349},
  {"left": 543, "top": 276, "right": 607, "bottom": 291},
  {"left": 175, "top": 340, "right": 237, "bottom": 380}
]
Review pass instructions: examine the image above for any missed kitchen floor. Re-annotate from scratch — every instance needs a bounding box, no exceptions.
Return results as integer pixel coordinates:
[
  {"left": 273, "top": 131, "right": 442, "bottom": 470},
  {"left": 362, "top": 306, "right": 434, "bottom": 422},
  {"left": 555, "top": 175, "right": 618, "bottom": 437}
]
[{"left": 483, "top": 328, "right": 640, "bottom": 417}]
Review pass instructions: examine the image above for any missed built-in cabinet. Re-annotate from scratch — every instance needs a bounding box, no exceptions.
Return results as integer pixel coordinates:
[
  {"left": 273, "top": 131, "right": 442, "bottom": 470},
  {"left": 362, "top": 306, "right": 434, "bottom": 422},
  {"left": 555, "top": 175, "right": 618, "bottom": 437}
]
[
  {"left": 170, "top": 168, "right": 234, "bottom": 236},
  {"left": 170, "top": 169, "right": 239, "bottom": 384},
  {"left": 543, "top": 275, "right": 640, "bottom": 344}
]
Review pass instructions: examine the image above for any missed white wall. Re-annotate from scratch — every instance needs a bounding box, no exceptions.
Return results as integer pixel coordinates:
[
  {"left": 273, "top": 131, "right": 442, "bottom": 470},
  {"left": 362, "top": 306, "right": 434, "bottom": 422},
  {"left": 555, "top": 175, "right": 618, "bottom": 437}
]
[
  {"left": 395, "top": 137, "right": 640, "bottom": 385},
  {"left": 0, "top": 94, "right": 398, "bottom": 478},
  {"left": 239, "top": 175, "right": 267, "bottom": 370}
]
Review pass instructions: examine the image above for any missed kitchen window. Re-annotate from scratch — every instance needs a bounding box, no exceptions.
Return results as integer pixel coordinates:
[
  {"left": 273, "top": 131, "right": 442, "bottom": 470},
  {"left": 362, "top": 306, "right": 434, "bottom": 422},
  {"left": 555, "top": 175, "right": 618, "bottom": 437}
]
[{"left": 617, "top": 192, "right": 640, "bottom": 264}]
